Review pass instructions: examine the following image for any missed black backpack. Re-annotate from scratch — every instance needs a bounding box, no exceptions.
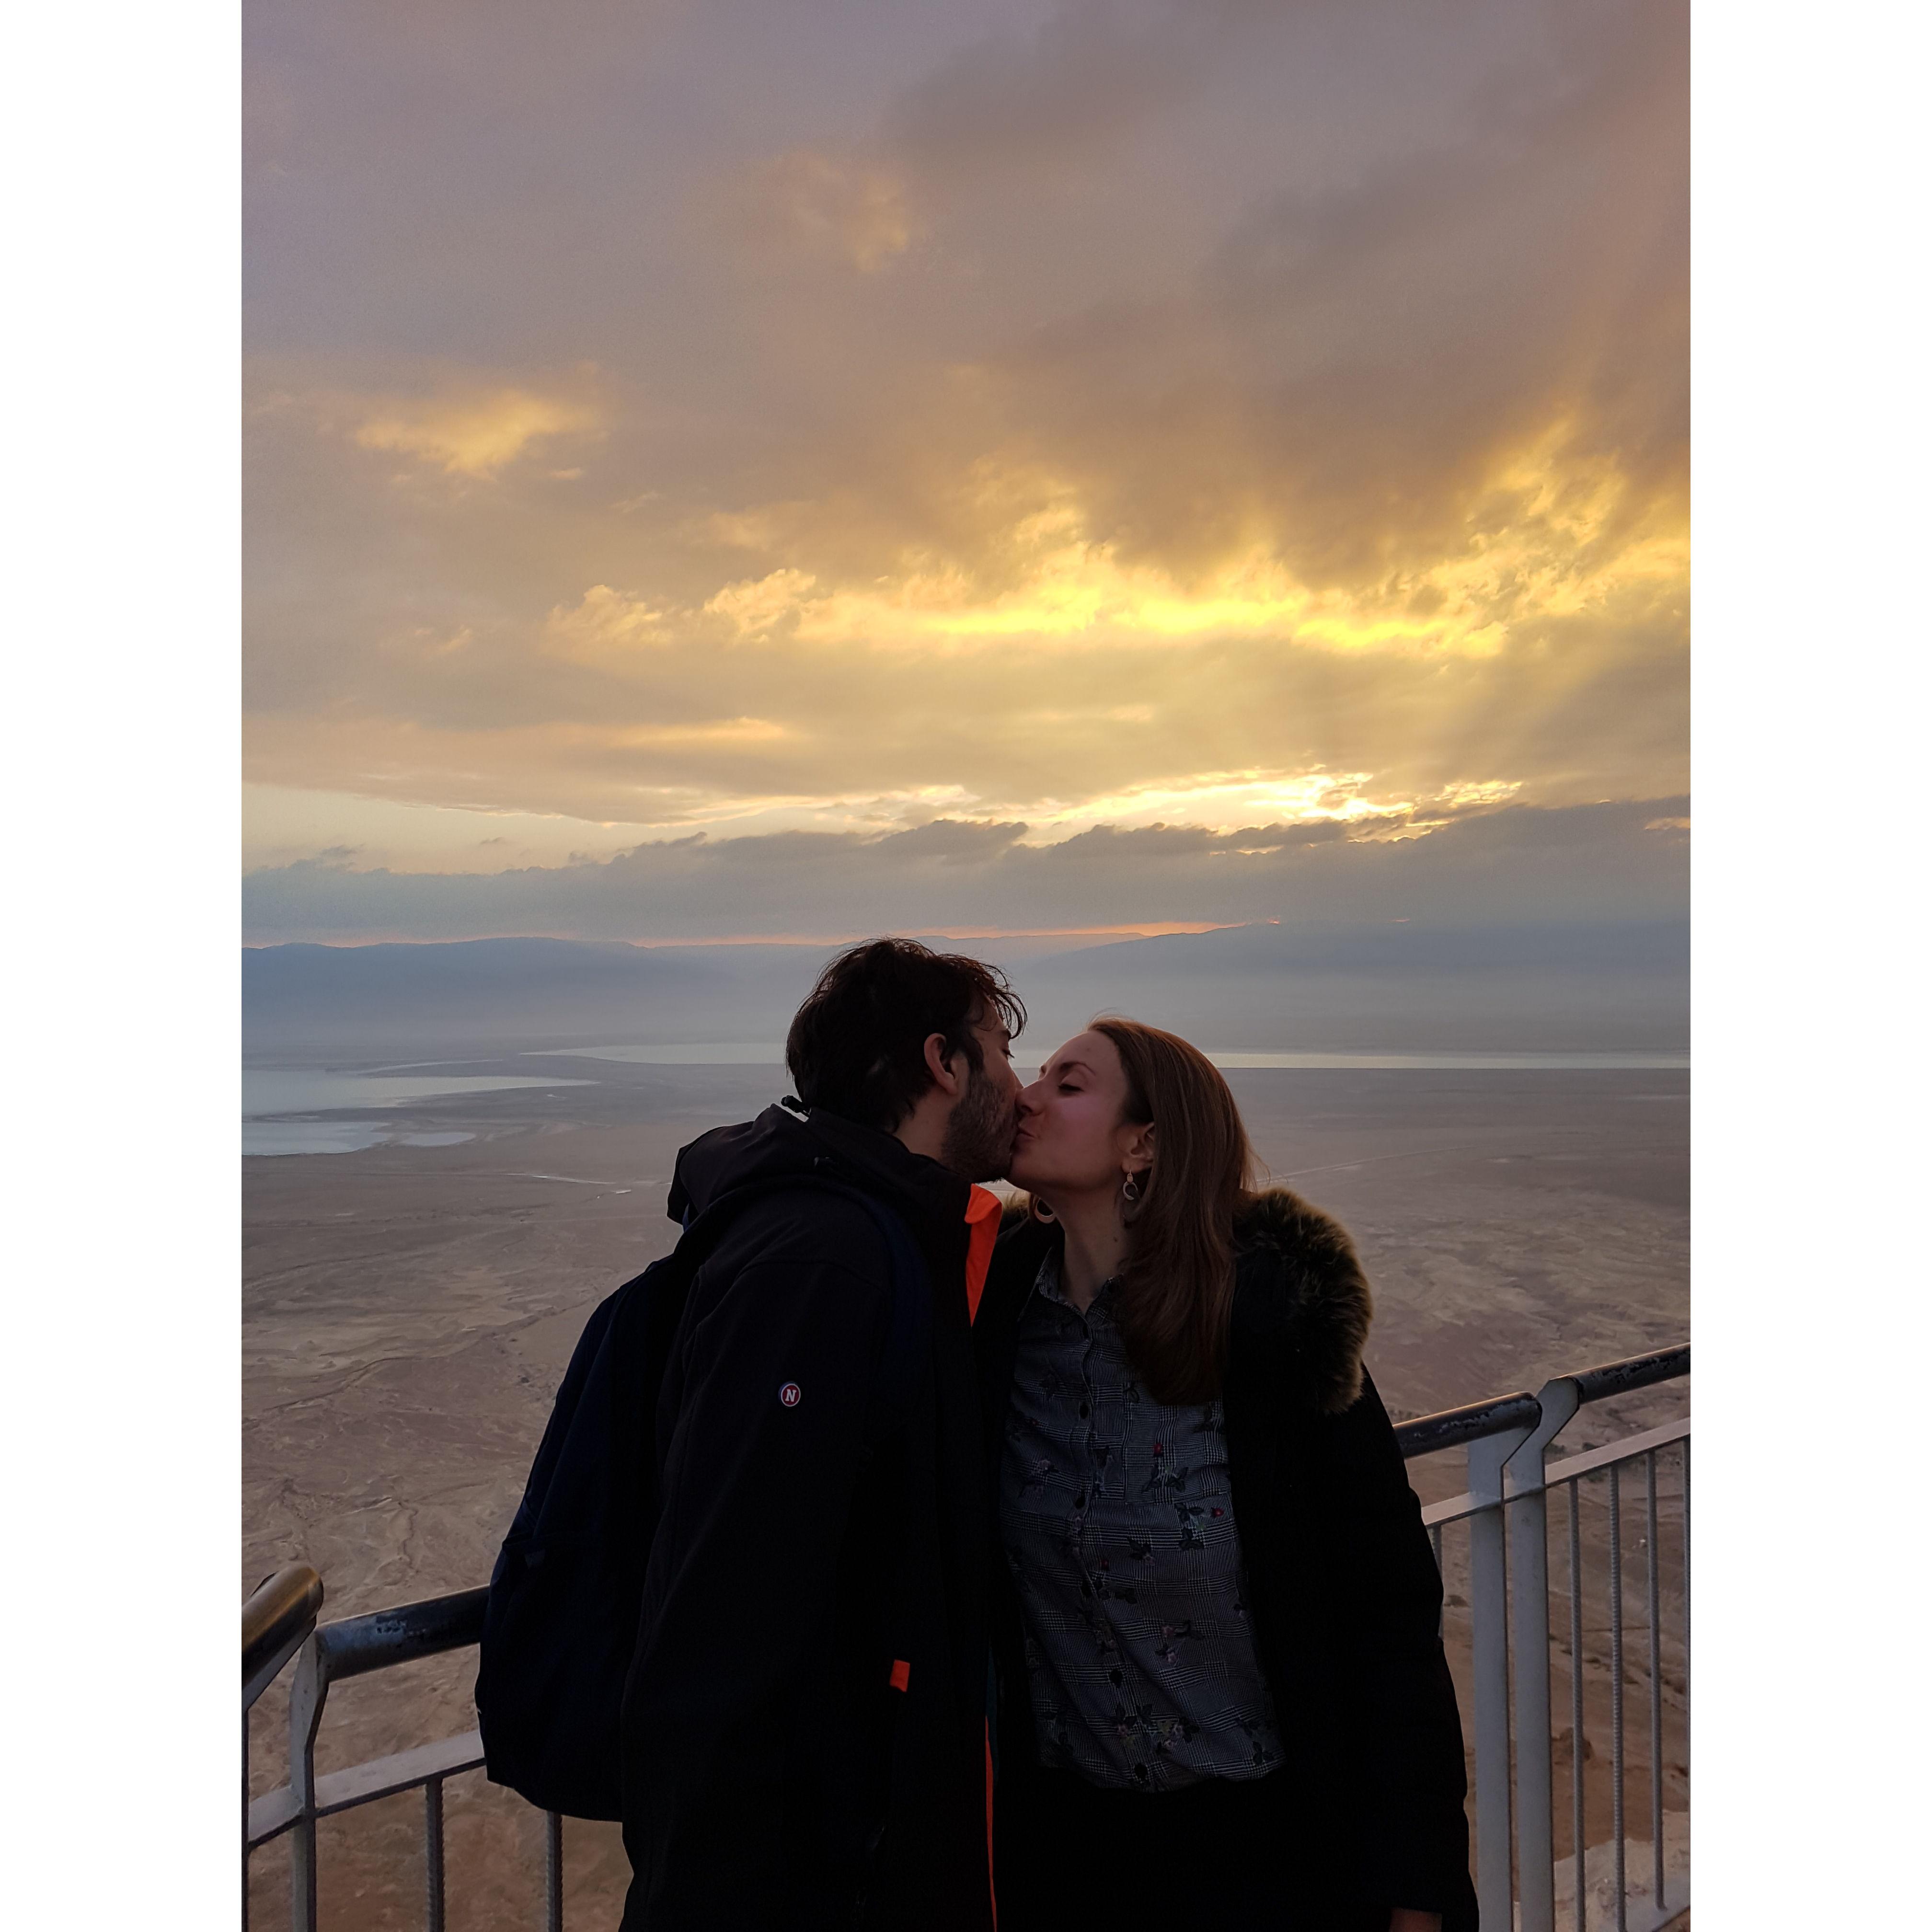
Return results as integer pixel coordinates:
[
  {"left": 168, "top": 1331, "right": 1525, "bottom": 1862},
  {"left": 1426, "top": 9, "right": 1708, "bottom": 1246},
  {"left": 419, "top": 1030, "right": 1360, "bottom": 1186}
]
[{"left": 475, "top": 1177, "right": 931, "bottom": 1820}]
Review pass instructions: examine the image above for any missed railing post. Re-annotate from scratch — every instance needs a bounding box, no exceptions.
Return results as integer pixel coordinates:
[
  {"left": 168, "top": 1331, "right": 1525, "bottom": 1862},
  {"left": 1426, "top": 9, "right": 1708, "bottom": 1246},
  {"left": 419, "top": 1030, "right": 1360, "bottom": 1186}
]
[
  {"left": 1567, "top": 1482, "right": 1586, "bottom": 1932},
  {"left": 1680, "top": 1438, "right": 1690, "bottom": 1767},
  {"left": 1505, "top": 1378, "right": 1584, "bottom": 1932},
  {"left": 1609, "top": 1465, "right": 1627, "bottom": 1932},
  {"left": 425, "top": 1777, "right": 447, "bottom": 1932},
  {"left": 1467, "top": 1411, "right": 1536, "bottom": 1931},
  {"left": 1646, "top": 1452, "right": 1665, "bottom": 1917},
  {"left": 545, "top": 1811, "right": 564, "bottom": 1932},
  {"left": 288, "top": 1636, "right": 331, "bottom": 1932}
]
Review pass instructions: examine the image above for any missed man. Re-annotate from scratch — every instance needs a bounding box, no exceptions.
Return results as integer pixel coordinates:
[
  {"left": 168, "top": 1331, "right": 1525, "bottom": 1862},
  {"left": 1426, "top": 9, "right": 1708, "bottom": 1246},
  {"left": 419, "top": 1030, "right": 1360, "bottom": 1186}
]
[{"left": 620, "top": 938, "right": 1024, "bottom": 1931}]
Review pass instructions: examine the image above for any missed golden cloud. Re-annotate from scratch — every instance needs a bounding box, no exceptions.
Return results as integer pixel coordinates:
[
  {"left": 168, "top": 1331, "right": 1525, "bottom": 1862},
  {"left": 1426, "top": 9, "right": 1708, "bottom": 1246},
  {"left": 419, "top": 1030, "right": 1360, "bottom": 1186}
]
[
  {"left": 351, "top": 386, "right": 600, "bottom": 477},
  {"left": 243, "top": 0, "right": 1687, "bottom": 890},
  {"left": 543, "top": 583, "right": 672, "bottom": 667},
  {"left": 611, "top": 718, "right": 792, "bottom": 749},
  {"left": 580, "top": 425, "right": 1684, "bottom": 675}
]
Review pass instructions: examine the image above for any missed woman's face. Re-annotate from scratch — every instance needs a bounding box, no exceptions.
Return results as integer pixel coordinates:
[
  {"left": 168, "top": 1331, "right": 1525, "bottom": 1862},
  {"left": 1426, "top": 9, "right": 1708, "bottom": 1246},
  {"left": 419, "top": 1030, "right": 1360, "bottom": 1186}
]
[{"left": 1007, "top": 1029, "right": 1150, "bottom": 1199}]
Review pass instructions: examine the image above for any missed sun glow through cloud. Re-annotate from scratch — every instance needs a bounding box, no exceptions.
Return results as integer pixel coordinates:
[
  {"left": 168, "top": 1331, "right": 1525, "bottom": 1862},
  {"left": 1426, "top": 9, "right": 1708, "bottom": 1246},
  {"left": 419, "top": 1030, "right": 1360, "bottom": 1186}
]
[
  {"left": 349, "top": 387, "right": 601, "bottom": 478},
  {"left": 243, "top": 0, "right": 1687, "bottom": 935}
]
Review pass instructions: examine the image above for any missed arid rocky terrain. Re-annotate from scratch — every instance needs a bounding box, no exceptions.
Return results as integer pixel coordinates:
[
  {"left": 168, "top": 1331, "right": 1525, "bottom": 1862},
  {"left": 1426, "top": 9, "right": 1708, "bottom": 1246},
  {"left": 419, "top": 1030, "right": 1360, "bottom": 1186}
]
[{"left": 244, "top": 1060, "right": 1689, "bottom": 1930}]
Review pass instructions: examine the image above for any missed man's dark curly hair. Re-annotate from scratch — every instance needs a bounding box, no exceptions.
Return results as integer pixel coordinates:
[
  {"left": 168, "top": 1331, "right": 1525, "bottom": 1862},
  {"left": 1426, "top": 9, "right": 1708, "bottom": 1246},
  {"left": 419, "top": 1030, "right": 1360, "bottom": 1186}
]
[{"left": 785, "top": 938, "right": 1027, "bottom": 1132}]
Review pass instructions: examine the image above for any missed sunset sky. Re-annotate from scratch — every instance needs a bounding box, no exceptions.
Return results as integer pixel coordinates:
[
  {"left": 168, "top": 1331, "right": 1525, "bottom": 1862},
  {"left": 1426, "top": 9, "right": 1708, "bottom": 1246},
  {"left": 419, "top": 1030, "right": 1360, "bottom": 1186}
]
[{"left": 244, "top": 0, "right": 1687, "bottom": 943}]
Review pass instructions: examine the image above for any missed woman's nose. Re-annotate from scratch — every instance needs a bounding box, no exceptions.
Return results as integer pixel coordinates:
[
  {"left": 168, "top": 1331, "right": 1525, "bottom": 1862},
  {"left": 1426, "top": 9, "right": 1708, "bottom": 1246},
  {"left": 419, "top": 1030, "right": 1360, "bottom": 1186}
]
[{"left": 1016, "top": 1080, "right": 1046, "bottom": 1117}]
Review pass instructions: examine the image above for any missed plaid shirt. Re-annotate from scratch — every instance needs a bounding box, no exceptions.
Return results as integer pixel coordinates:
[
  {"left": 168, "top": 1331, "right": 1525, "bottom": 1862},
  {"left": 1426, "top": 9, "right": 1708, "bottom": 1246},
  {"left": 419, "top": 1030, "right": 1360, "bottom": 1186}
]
[{"left": 998, "top": 1251, "right": 1285, "bottom": 1790}]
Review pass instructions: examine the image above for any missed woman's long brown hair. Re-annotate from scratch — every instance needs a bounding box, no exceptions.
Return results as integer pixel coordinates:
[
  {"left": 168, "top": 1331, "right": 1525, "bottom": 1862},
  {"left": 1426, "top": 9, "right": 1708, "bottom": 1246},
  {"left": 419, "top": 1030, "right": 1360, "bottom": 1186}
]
[{"left": 1088, "top": 1016, "right": 1257, "bottom": 1405}]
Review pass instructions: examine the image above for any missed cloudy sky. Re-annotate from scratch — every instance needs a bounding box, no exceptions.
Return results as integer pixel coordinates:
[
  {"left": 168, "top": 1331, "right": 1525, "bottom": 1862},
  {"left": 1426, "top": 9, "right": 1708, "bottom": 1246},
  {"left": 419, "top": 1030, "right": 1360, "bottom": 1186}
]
[{"left": 244, "top": 0, "right": 1687, "bottom": 943}]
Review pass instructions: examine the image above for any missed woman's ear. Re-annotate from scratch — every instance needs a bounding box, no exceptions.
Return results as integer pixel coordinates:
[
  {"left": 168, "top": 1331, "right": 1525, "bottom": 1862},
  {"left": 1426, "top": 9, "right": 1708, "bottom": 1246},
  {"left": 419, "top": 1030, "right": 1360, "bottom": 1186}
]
[{"left": 1123, "top": 1121, "right": 1156, "bottom": 1173}]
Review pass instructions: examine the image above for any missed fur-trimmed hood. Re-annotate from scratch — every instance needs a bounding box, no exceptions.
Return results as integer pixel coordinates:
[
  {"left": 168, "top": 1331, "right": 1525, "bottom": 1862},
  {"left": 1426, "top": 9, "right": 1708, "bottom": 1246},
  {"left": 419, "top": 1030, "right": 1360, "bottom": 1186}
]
[{"left": 1232, "top": 1186, "right": 1374, "bottom": 1416}]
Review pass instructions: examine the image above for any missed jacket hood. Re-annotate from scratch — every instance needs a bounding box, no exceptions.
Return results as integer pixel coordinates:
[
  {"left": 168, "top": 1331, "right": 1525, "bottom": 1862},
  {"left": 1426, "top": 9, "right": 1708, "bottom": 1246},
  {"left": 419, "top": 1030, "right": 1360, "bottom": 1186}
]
[
  {"left": 668, "top": 1099, "right": 970, "bottom": 1231},
  {"left": 1233, "top": 1185, "right": 1374, "bottom": 1415}
]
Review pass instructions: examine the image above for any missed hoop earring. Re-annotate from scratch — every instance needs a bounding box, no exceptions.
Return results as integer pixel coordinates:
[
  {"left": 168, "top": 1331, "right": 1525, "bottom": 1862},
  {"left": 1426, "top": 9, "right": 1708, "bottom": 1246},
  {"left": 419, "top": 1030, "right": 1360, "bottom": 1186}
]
[
  {"left": 1121, "top": 1172, "right": 1142, "bottom": 1206},
  {"left": 1030, "top": 1195, "right": 1057, "bottom": 1223}
]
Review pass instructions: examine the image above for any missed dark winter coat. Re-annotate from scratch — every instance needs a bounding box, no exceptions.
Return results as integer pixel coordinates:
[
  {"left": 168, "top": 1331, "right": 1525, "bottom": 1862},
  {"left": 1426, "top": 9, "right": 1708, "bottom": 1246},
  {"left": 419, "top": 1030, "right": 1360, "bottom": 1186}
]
[
  {"left": 975, "top": 1190, "right": 1479, "bottom": 1932},
  {"left": 619, "top": 1103, "right": 993, "bottom": 1932}
]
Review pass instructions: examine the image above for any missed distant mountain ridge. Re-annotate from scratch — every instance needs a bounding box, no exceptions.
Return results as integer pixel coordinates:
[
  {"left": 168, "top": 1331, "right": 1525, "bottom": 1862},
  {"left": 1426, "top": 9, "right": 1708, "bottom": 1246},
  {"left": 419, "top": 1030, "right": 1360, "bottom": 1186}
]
[{"left": 245, "top": 921, "right": 1687, "bottom": 1057}]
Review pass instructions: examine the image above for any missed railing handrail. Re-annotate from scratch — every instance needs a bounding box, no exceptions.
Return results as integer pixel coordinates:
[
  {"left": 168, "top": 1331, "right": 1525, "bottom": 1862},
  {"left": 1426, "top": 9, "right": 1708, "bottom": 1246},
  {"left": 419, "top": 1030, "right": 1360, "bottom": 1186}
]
[
  {"left": 1396, "top": 1390, "right": 1541, "bottom": 1459},
  {"left": 312, "top": 1586, "right": 488, "bottom": 1685},
  {"left": 1565, "top": 1344, "right": 1690, "bottom": 1404},
  {"left": 243, "top": 1564, "right": 323, "bottom": 1712},
  {"left": 1394, "top": 1343, "right": 1689, "bottom": 1461}
]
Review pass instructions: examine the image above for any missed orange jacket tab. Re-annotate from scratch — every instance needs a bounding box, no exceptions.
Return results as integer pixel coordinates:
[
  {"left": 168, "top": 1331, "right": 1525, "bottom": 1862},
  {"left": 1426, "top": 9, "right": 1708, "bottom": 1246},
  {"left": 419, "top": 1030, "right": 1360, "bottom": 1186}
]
[
  {"left": 964, "top": 1185, "right": 1002, "bottom": 1326},
  {"left": 985, "top": 1725, "right": 997, "bottom": 1925},
  {"left": 888, "top": 1657, "right": 911, "bottom": 1693}
]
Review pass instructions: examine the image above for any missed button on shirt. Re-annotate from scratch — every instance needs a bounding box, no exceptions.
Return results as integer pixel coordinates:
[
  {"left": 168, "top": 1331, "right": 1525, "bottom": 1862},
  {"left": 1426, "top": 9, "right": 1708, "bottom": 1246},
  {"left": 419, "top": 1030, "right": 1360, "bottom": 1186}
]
[{"left": 999, "top": 1251, "right": 1285, "bottom": 1790}]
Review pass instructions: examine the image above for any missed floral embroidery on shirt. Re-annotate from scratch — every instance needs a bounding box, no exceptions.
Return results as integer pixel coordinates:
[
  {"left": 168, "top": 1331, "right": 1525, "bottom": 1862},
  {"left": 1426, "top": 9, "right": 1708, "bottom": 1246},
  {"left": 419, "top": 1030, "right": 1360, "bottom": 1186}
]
[{"left": 1000, "top": 1252, "right": 1285, "bottom": 1790}]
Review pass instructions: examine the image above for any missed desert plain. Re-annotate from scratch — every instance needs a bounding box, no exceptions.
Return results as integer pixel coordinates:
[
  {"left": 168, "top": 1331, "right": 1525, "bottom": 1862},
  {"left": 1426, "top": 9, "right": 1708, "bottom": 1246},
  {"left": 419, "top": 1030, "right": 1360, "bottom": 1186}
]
[{"left": 244, "top": 1055, "right": 1690, "bottom": 1930}]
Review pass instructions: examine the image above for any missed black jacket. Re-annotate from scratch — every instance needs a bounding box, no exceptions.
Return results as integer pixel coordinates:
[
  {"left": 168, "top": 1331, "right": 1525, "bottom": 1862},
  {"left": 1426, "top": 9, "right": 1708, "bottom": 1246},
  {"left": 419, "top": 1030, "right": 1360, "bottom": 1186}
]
[
  {"left": 620, "top": 1104, "right": 993, "bottom": 1932},
  {"left": 975, "top": 1192, "right": 1479, "bottom": 1932}
]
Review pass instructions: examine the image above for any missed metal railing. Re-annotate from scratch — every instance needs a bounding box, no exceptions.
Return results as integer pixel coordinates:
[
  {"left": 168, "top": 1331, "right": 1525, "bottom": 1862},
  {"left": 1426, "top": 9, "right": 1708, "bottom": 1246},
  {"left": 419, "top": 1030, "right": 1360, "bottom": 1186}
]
[
  {"left": 245, "top": 1563, "right": 326, "bottom": 1931},
  {"left": 1398, "top": 1345, "right": 1690, "bottom": 1932},
  {"left": 246, "top": 1344, "right": 1688, "bottom": 1931}
]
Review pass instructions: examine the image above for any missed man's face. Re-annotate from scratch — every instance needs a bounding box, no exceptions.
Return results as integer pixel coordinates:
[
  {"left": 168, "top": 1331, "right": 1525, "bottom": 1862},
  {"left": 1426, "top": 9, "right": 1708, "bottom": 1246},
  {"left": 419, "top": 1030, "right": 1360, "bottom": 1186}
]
[{"left": 937, "top": 1011, "right": 1024, "bottom": 1182}]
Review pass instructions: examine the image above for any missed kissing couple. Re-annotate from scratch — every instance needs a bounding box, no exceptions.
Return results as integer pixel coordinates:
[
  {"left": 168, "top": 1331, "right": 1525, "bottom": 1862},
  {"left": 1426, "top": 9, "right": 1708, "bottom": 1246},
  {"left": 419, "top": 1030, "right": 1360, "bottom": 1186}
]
[{"left": 496, "top": 937, "right": 1477, "bottom": 1932}]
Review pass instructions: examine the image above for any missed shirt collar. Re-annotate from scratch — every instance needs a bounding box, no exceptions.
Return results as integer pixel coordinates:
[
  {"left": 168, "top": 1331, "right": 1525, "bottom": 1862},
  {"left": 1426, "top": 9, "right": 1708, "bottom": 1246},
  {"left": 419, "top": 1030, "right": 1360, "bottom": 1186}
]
[{"left": 1031, "top": 1247, "right": 1118, "bottom": 1311}]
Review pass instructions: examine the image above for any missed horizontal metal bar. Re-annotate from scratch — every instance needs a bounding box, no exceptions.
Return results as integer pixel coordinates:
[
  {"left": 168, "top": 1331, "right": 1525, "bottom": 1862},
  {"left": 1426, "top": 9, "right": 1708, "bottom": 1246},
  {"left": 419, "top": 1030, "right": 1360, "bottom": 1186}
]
[
  {"left": 1396, "top": 1390, "right": 1541, "bottom": 1459},
  {"left": 1544, "top": 1416, "right": 1690, "bottom": 1487},
  {"left": 313, "top": 1588, "right": 488, "bottom": 1683},
  {"left": 1422, "top": 1488, "right": 1486, "bottom": 1530},
  {"left": 249, "top": 1785, "right": 300, "bottom": 1847},
  {"left": 244, "top": 1564, "right": 324, "bottom": 1711},
  {"left": 312, "top": 1729, "right": 486, "bottom": 1820},
  {"left": 1567, "top": 1345, "right": 1689, "bottom": 1405},
  {"left": 1420, "top": 1417, "right": 1689, "bottom": 1530},
  {"left": 249, "top": 1730, "right": 487, "bottom": 1848}
]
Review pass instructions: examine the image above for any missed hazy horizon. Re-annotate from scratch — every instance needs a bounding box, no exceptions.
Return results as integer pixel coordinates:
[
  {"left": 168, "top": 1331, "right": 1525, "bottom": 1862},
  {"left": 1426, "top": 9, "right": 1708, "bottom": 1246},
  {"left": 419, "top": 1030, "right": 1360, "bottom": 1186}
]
[{"left": 242, "top": 910, "right": 1688, "bottom": 1077}]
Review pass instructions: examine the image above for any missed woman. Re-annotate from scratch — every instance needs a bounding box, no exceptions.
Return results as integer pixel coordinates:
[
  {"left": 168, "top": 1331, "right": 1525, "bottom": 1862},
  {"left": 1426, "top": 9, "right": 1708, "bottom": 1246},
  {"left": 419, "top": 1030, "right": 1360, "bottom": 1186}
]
[{"left": 977, "top": 1019, "right": 1478, "bottom": 1932}]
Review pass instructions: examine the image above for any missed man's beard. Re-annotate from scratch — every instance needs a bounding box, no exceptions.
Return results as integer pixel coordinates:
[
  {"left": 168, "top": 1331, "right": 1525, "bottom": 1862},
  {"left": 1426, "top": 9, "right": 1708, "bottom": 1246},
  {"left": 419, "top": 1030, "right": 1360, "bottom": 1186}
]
[{"left": 939, "top": 1066, "right": 1019, "bottom": 1182}]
